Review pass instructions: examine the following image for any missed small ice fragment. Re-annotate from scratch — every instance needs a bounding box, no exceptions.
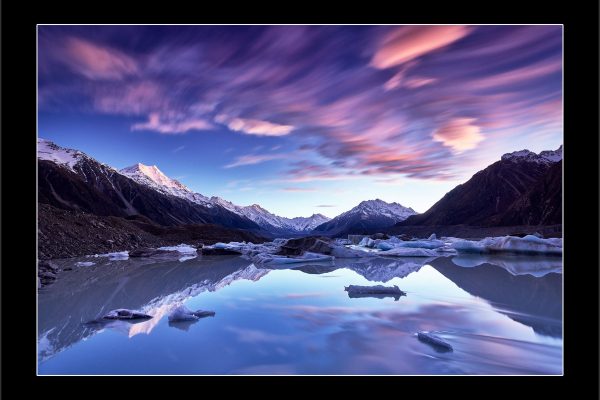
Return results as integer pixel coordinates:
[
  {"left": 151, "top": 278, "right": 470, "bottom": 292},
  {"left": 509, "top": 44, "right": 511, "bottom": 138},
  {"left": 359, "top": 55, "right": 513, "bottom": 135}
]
[{"left": 417, "top": 331, "right": 453, "bottom": 352}]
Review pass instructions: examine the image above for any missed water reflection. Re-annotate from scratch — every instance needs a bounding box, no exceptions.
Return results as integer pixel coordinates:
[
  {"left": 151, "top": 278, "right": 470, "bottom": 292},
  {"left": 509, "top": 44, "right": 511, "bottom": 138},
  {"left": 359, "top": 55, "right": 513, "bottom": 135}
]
[
  {"left": 38, "top": 253, "right": 562, "bottom": 374},
  {"left": 429, "top": 257, "right": 562, "bottom": 337},
  {"left": 38, "top": 255, "right": 267, "bottom": 361}
]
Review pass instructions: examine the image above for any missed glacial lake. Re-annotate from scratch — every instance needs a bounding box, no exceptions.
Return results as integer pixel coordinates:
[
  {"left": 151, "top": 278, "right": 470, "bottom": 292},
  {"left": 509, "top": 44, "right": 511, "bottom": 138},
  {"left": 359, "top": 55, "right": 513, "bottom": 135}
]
[{"left": 38, "top": 254, "right": 562, "bottom": 375}]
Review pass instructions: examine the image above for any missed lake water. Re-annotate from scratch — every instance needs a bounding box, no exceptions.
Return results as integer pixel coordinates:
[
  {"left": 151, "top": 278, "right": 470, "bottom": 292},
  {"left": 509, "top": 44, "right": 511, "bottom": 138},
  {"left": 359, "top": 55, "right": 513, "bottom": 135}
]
[{"left": 38, "top": 254, "right": 562, "bottom": 375}]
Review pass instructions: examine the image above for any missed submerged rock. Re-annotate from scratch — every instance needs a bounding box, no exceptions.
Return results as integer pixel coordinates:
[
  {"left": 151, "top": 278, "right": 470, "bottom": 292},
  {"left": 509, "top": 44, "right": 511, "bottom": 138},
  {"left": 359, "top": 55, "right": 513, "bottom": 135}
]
[
  {"left": 168, "top": 305, "right": 216, "bottom": 322},
  {"left": 102, "top": 309, "right": 153, "bottom": 320},
  {"left": 345, "top": 284, "right": 406, "bottom": 300},
  {"left": 417, "top": 331, "right": 453, "bottom": 352}
]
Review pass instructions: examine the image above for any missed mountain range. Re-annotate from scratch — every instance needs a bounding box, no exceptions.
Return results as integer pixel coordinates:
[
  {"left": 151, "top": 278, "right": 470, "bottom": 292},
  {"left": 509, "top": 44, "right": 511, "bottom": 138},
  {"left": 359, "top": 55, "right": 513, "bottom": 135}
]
[{"left": 38, "top": 138, "right": 562, "bottom": 258}]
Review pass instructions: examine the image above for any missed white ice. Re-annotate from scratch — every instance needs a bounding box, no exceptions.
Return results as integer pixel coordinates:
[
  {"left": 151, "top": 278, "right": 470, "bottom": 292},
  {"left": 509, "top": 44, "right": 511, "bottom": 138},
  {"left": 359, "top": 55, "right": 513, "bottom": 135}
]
[
  {"left": 451, "top": 235, "right": 562, "bottom": 255},
  {"left": 157, "top": 244, "right": 198, "bottom": 254}
]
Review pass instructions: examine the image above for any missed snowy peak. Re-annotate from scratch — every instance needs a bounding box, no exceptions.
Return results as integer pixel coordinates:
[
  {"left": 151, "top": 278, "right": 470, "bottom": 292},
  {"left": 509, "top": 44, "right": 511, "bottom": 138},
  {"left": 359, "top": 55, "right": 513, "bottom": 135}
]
[
  {"left": 501, "top": 145, "right": 563, "bottom": 164},
  {"left": 38, "top": 138, "right": 87, "bottom": 171},
  {"left": 120, "top": 163, "right": 189, "bottom": 192},
  {"left": 120, "top": 163, "right": 211, "bottom": 205},
  {"left": 349, "top": 199, "right": 417, "bottom": 220}
]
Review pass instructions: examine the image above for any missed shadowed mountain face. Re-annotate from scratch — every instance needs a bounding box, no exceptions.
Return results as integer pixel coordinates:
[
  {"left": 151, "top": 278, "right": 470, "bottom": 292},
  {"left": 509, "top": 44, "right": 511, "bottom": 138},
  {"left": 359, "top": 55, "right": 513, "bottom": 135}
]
[
  {"left": 399, "top": 154, "right": 561, "bottom": 228},
  {"left": 429, "top": 257, "right": 562, "bottom": 337},
  {"left": 498, "top": 161, "right": 562, "bottom": 226},
  {"left": 38, "top": 159, "right": 260, "bottom": 230}
]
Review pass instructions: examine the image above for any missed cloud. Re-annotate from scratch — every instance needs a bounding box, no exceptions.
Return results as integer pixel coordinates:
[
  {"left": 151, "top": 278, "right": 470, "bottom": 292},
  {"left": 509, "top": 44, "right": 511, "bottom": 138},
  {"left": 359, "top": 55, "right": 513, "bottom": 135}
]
[
  {"left": 282, "top": 187, "right": 317, "bottom": 192},
  {"left": 172, "top": 145, "right": 185, "bottom": 153},
  {"left": 216, "top": 114, "right": 294, "bottom": 136},
  {"left": 432, "top": 118, "right": 484, "bottom": 153},
  {"left": 131, "top": 113, "right": 213, "bottom": 134},
  {"left": 64, "top": 37, "right": 138, "bottom": 80},
  {"left": 224, "top": 153, "right": 288, "bottom": 168},
  {"left": 316, "top": 204, "right": 336, "bottom": 208},
  {"left": 371, "top": 26, "right": 472, "bottom": 69}
]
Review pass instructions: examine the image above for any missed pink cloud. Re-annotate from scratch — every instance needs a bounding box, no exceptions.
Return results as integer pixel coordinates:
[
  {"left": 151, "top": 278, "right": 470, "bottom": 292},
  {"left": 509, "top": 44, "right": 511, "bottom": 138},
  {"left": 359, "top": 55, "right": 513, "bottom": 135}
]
[
  {"left": 465, "top": 58, "right": 562, "bottom": 91},
  {"left": 216, "top": 115, "right": 294, "bottom": 136},
  {"left": 371, "top": 26, "right": 472, "bottom": 69},
  {"left": 131, "top": 113, "right": 213, "bottom": 134},
  {"left": 64, "top": 37, "right": 138, "bottom": 80},
  {"left": 403, "top": 77, "right": 437, "bottom": 89},
  {"left": 224, "top": 153, "right": 288, "bottom": 169},
  {"left": 93, "top": 81, "right": 164, "bottom": 115},
  {"left": 432, "top": 118, "right": 484, "bottom": 153}
]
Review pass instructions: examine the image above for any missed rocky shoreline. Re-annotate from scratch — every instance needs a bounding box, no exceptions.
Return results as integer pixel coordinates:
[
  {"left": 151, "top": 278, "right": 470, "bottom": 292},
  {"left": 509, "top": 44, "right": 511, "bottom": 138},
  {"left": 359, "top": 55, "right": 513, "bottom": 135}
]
[{"left": 38, "top": 203, "right": 268, "bottom": 260}]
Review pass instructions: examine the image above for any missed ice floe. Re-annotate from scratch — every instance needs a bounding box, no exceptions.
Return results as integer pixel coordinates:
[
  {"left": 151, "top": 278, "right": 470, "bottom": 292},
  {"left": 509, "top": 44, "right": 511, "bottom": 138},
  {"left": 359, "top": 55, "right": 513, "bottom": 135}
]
[
  {"left": 451, "top": 235, "right": 562, "bottom": 256},
  {"left": 75, "top": 261, "right": 95, "bottom": 267},
  {"left": 158, "top": 244, "right": 198, "bottom": 254},
  {"left": 167, "top": 305, "right": 215, "bottom": 322},
  {"left": 92, "top": 251, "right": 130, "bottom": 260}
]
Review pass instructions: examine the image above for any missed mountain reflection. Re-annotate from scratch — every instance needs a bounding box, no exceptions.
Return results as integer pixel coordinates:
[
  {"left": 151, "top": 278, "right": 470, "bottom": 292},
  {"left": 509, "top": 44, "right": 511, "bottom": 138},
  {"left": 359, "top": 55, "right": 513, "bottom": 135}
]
[
  {"left": 429, "top": 257, "right": 562, "bottom": 337},
  {"left": 38, "top": 255, "right": 267, "bottom": 361}
]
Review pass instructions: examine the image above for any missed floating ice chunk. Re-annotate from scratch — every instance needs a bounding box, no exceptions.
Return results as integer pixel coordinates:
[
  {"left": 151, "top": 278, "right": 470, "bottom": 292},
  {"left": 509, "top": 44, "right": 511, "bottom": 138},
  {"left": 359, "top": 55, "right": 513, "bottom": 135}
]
[
  {"left": 179, "top": 255, "right": 197, "bottom": 262},
  {"left": 428, "top": 233, "right": 437, "bottom": 240},
  {"left": 358, "top": 237, "right": 376, "bottom": 248},
  {"left": 92, "top": 251, "right": 129, "bottom": 260},
  {"left": 330, "top": 246, "right": 379, "bottom": 258},
  {"left": 452, "top": 235, "right": 562, "bottom": 255},
  {"left": 379, "top": 247, "right": 439, "bottom": 257},
  {"left": 75, "top": 261, "right": 95, "bottom": 267},
  {"left": 158, "top": 244, "right": 197, "bottom": 254},
  {"left": 334, "top": 238, "right": 352, "bottom": 246},
  {"left": 345, "top": 284, "right": 406, "bottom": 300},
  {"left": 102, "top": 309, "right": 152, "bottom": 320},
  {"left": 168, "top": 305, "right": 215, "bottom": 322},
  {"left": 376, "top": 241, "right": 396, "bottom": 251},
  {"left": 417, "top": 331, "right": 453, "bottom": 352}
]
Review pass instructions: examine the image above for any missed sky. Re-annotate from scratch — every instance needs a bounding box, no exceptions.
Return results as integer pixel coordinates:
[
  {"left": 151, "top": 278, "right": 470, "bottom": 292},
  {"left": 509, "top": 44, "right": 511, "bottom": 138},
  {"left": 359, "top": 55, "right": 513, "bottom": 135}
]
[{"left": 38, "top": 25, "right": 563, "bottom": 218}]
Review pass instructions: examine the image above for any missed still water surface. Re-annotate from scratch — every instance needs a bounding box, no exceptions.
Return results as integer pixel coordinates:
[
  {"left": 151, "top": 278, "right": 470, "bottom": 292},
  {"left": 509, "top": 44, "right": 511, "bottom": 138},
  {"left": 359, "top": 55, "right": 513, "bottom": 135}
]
[{"left": 38, "top": 254, "right": 562, "bottom": 375}]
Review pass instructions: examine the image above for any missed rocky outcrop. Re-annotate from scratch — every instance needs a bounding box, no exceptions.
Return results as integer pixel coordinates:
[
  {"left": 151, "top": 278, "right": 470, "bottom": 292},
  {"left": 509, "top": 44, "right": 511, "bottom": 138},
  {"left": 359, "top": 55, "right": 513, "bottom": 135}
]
[{"left": 275, "top": 236, "right": 334, "bottom": 256}]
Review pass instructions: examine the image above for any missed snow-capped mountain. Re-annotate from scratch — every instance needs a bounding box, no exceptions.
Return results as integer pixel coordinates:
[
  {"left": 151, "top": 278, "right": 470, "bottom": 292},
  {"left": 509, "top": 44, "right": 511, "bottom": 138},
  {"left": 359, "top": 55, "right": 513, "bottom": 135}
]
[
  {"left": 210, "top": 197, "right": 329, "bottom": 234},
  {"left": 120, "top": 163, "right": 212, "bottom": 206},
  {"left": 501, "top": 145, "right": 563, "bottom": 164},
  {"left": 38, "top": 139, "right": 260, "bottom": 229},
  {"left": 312, "top": 199, "right": 417, "bottom": 237},
  {"left": 120, "top": 163, "right": 331, "bottom": 234},
  {"left": 38, "top": 138, "right": 328, "bottom": 236}
]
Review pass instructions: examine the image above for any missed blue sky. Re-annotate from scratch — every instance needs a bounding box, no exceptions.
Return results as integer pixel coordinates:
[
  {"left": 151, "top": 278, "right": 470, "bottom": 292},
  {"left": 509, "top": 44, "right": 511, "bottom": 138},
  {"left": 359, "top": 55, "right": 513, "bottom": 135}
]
[{"left": 38, "top": 25, "right": 563, "bottom": 218}]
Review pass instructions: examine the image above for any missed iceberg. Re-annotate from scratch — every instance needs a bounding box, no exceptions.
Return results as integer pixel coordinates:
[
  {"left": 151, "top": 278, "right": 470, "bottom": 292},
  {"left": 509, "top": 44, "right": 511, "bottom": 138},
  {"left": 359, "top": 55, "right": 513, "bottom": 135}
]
[
  {"left": 379, "top": 247, "right": 440, "bottom": 257},
  {"left": 168, "top": 305, "right": 215, "bottom": 322},
  {"left": 452, "top": 235, "right": 562, "bottom": 256}
]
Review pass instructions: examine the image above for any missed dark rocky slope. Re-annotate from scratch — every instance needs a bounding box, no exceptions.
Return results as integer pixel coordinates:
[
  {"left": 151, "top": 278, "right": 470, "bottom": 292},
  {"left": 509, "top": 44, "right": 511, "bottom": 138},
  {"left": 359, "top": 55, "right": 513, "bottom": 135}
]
[{"left": 38, "top": 203, "right": 267, "bottom": 260}]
